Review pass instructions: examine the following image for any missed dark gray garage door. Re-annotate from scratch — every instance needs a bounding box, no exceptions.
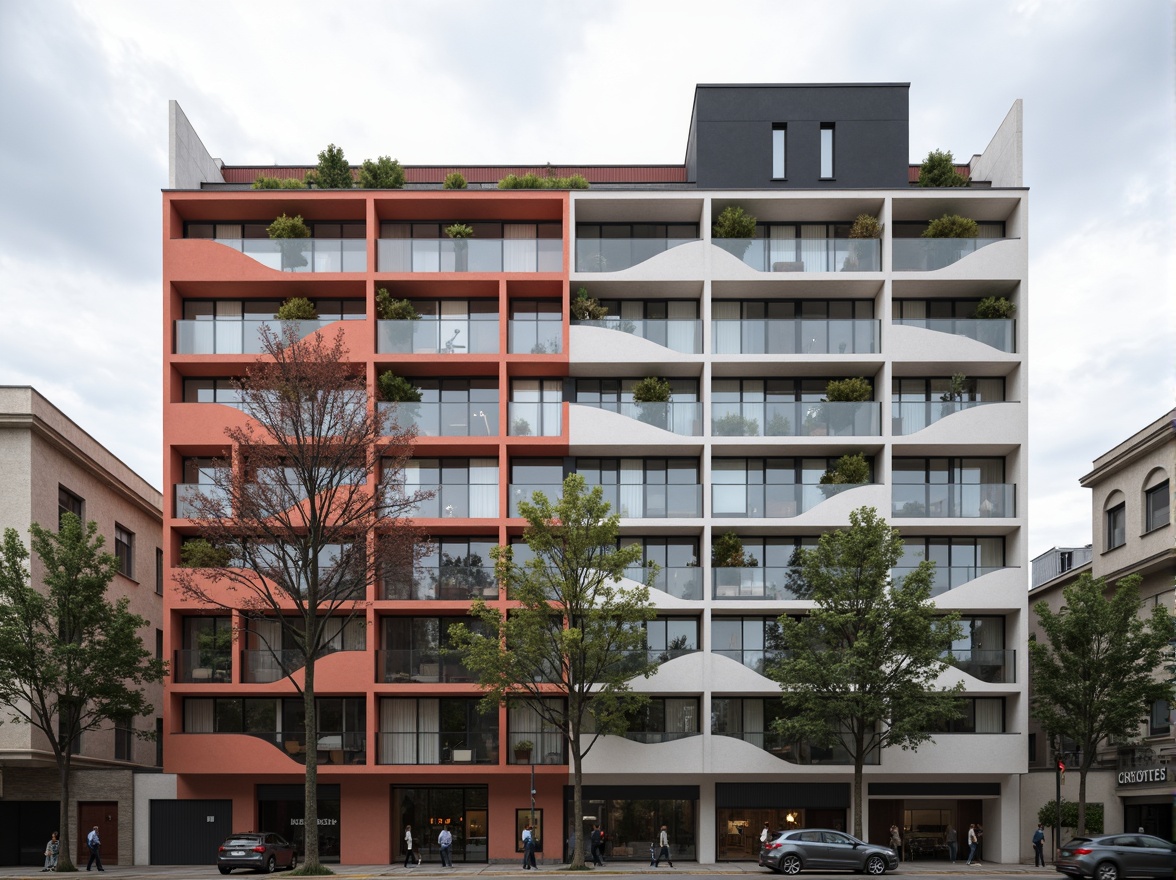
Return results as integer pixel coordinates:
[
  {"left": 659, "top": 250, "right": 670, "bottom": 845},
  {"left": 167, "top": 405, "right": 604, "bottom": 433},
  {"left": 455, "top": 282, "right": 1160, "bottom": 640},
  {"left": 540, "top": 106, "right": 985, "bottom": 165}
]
[{"left": 150, "top": 799, "right": 232, "bottom": 865}]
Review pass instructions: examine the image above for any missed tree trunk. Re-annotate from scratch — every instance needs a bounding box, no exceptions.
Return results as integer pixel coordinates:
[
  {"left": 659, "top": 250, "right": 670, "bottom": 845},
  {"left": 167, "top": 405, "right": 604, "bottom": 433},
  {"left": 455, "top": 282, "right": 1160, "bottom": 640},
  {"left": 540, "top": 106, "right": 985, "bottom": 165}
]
[
  {"left": 852, "top": 728, "right": 866, "bottom": 840},
  {"left": 570, "top": 739, "right": 585, "bottom": 868},
  {"left": 303, "top": 657, "right": 320, "bottom": 869},
  {"left": 57, "top": 754, "right": 76, "bottom": 871},
  {"left": 1077, "top": 765, "right": 1089, "bottom": 837}
]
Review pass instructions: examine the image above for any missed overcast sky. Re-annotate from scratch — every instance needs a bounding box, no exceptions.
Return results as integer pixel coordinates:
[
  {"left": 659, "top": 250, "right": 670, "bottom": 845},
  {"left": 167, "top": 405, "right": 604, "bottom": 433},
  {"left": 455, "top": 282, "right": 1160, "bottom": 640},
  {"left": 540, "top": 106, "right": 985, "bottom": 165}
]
[{"left": 0, "top": 0, "right": 1172, "bottom": 563}]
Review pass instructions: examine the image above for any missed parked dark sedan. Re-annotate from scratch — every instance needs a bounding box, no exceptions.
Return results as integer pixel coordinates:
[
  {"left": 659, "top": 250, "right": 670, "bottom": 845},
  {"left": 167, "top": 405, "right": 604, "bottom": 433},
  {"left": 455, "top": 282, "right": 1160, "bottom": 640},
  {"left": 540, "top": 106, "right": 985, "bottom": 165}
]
[
  {"left": 217, "top": 832, "right": 297, "bottom": 874},
  {"left": 760, "top": 828, "right": 899, "bottom": 875},
  {"left": 1056, "top": 833, "right": 1176, "bottom": 880}
]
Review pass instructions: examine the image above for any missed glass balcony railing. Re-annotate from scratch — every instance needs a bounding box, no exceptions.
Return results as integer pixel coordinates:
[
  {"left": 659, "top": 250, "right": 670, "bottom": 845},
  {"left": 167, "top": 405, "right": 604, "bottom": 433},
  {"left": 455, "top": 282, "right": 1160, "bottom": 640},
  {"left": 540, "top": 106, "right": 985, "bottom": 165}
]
[
  {"left": 891, "top": 564, "right": 1007, "bottom": 596},
  {"left": 376, "top": 318, "right": 499, "bottom": 354},
  {"left": 378, "top": 238, "right": 562, "bottom": 273},
  {"left": 891, "top": 483, "right": 1014, "bottom": 518},
  {"left": 393, "top": 484, "right": 499, "bottom": 519},
  {"left": 508, "top": 321, "right": 562, "bottom": 354},
  {"left": 175, "top": 318, "right": 349, "bottom": 355},
  {"left": 507, "top": 732, "right": 566, "bottom": 765},
  {"left": 711, "top": 402, "right": 880, "bottom": 437},
  {"left": 891, "top": 400, "right": 1004, "bottom": 435},
  {"left": 712, "top": 482, "right": 862, "bottom": 518},
  {"left": 943, "top": 648, "right": 1016, "bottom": 683},
  {"left": 508, "top": 402, "right": 562, "bottom": 436},
  {"left": 714, "top": 730, "right": 878, "bottom": 765},
  {"left": 712, "top": 319, "right": 880, "bottom": 354},
  {"left": 266, "top": 731, "right": 366, "bottom": 765},
  {"left": 712, "top": 567, "right": 801, "bottom": 599},
  {"left": 379, "top": 731, "right": 499, "bottom": 765},
  {"left": 711, "top": 649, "right": 782, "bottom": 675},
  {"left": 510, "top": 483, "right": 703, "bottom": 518},
  {"left": 571, "top": 318, "right": 702, "bottom": 353},
  {"left": 712, "top": 238, "right": 880, "bottom": 273},
  {"left": 575, "top": 237, "right": 699, "bottom": 272},
  {"left": 241, "top": 648, "right": 305, "bottom": 684},
  {"left": 622, "top": 565, "right": 703, "bottom": 600},
  {"left": 892, "top": 237, "right": 1008, "bottom": 271},
  {"left": 575, "top": 401, "right": 702, "bottom": 436},
  {"left": 173, "top": 649, "right": 232, "bottom": 683},
  {"left": 894, "top": 318, "right": 1015, "bottom": 352},
  {"left": 377, "top": 649, "right": 476, "bottom": 684},
  {"left": 381, "top": 563, "right": 499, "bottom": 601},
  {"left": 174, "top": 484, "right": 230, "bottom": 518},
  {"left": 379, "top": 402, "right": 500, "bottom": 437},
  {"left": 213, "top": 238, "right": 365, "bottom": 272}
]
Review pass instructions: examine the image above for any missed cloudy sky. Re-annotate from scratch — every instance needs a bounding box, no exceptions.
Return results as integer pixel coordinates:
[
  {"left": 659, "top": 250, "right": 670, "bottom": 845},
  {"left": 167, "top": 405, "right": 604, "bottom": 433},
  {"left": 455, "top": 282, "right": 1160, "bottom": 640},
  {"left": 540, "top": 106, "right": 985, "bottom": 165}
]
[{"left": 0, "top": 0, "right": 1172, "bottom": 562}]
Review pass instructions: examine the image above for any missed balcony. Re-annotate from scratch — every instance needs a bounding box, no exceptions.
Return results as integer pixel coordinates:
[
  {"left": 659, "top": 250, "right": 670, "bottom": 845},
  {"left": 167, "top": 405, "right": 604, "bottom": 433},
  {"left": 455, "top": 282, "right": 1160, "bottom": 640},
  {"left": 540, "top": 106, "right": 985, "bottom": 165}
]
[
  {"left": 378, "top": 649, "right": 476, "bottom": 684},
  {"left": 624, "top": 566, "right": 703, "bottom": 600},
  {"left": 507, "top": 732, "right": 566, "bottom": 765},
  {"left": 571, "top": 318, "right": 702, "bottom": 354},
  {"left": 174, "top": 484, "right": 230, "bottom": 518},
  {"left": 378, "top": 238, "right": 561, "bottom": 273},
  {"left": 377, "top": 318, "right": 499, "bottom": 355},
  {"left": 214, "top": 238, "right": 366, "bottom": 273},
  {"left": 379, "top": 731, "right": 499, "bottom": 765},
  {"left": 241, "top": 648, "right": 305, "bottom": 684},
  {"left": 575, "top": 237, "right": 699, "bottom": 272},
  {"left": 943, "top": 648, "right": 1016, "bottom": 683},
  {"left": 508, "top": 402, "right": 562, "bottom": 437},
  {"left": 396, "top": 484, "right": 499, "bottom": 519},
  {"left": 712, "top": 319, "right": 880, "bottom": 355},
  {"left": 575, "top": 401, "right": 702, "bottom": 436},
  {"left": 268, "top": 731, "right": 366, "bottom": 765},
  {"left": 891, "top": 483, "right": 1015, "bottom": 518},
  {"left": 382, "top": 562, "right": 499, "bottom": 601},
  {"left": 892, "top": 237, "right": 1008, "bottom": 271},
  {"left": 711, "top": 402, "right": 880, "bottom": 438},
  {"left": 175, "top": 318, "right": 346, "bottom": 355},
  {"left": 510, "top": 483, "right": 703, "bottom": 518},
  {"left": 891, "top": 401, "right": 1004, "bottom": 435},
  {"left": 891, "top": 564, "right": 1007, "bottom": 596},
  {"left": 508, "top": 321, "right": 562, "bottom": 354},
  {"left": 173, "top": 648, "right": 231, "bottom": 683},
  {"left": 380, "top": 402, "right": 500, "bottom": 438},
  {"left": 716, "top": 731, "right": 879, "bottom": 765},
  {"left": 712, "top": 567, "right": 800, "bottom": 600},
  {"left": 712, "top": 482, "right": 862, "bottom": 518},
  {"left": 713, "top": 238, "right": 880, "bottom": 273},
  {"left": 894, "top": 318, "right": 1015, "bottom": 352}
]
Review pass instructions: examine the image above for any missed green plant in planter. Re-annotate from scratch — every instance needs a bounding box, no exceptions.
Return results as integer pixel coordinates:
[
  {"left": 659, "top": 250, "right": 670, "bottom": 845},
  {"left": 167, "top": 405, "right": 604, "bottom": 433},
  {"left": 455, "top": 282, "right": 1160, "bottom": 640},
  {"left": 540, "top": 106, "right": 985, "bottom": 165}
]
[
  {"left": 712, "top": 412, "right": 759, "bottom": 437},
  {"left": 843, "top": 214, "right": 882, "bottom": 270},
  {"left": 359, "top": 155, "right": 406, "bottom": 188},
  {"left": 712, "top": 531, "right": 757, "bottom": 568},
  {"left": 275, "top": 297, "right": 318, "bottom": 321},
  {"left": 713, "top": 205, "right": 757, "bottom": 239},
  {"left": 570, "top": 288, "right": 608, "bottom": 321},
  {"left": 819, "top": 453, "right": 871, "bottom": 493},
  {"left": 848, "top": 214, "right": 882, "bottom": 239},
  {"left": 376, "top": 289, "right": 420, "bottom": 321},
  {"left": 252, "top": 175, "right": 307, "bottom": 190},
  {"left": 917, "top": 148, "right": 970, "bottom": 187},
  {"left": 444, "top": 223, "right": 474, "bottom": 239},
  {"left": 377, "top": 371, "right": 422, "bottom": 403},
  {"left": 443, "top": 171, "right": 467, "bottom": 190},
  {"left": 974, "top": 296, "right": 1015, "bottom": 319},
  {"left": 824, "top": 377, "right": 872, "bottom": 402},
  {"left": 497, "top": 173, "right": 589, "bottom": 190},
  {"left": 313, "top": 143, "right": 354, "bottom": 189},
  {"left": 511, "top": 417, "right": 533, "bottom": 436},
  {"left": 180, "top": 538, "right": 232, "bottom": 568},
  {"left": 631, "top": 376, "right": 671, "bottom": 403},
  {"left": 267, "top": 213, "right": 311, "bottom": 271},
  {"left": 922, "top": 214, "right": 979, "bottom": 238},
  {"left": 445, "top": 223, "right": 474, "bottom": 271}
]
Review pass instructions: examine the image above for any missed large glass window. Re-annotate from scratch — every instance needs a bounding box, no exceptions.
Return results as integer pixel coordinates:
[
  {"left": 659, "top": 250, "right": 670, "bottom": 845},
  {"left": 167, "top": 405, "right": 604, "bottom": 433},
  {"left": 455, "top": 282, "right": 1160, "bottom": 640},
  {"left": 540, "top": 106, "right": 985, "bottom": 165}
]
[
  {"left": 616, "top": 697, "right": 700, "bottom": 742},
  {"left": 924, "top": 698, "right": 1004, "bottom": 733},
  {"left": 1106, "top": 502, "right": 1127, "bottom": 550},
  {"left": 1145, "top": 480, "right": 1169, "bottom": 533},
  {"left": 566, "top": 792, "right": 696, "bottom": 862},
  {"left": 896, "top": 536, "right": 1005, "bottom": 593},
  {"left": 381, "top": 617, "right": 483, "bottom": 683},
  {"left": 393, "top": 786, "right": 489, "bottom": 863},
  {"left": 509, "top": 300, "right": 562, "bottom": 354},
  {"left": 892, "top": 457, "right": 1009, "bottom": 518},
  {"left": 712, "top": 299, "right": 876, "bottom": 354},
  {"left": 396, "top": 457, "right": 499, "bottom": 518},
  {"left": 712, "top": 457, "right": 865, "bottom": 518},
  {"left": 712, "top": 617, "right": 784, "bottom": 674},
  {"left": 180, "top": 616, "right": 233, "bottom": 682},
  {"left": 380, "top": 698, "right": 498, "bottom": 765},
  {"left": 620, "top": 537, "right": 701, "bottom": 599}
]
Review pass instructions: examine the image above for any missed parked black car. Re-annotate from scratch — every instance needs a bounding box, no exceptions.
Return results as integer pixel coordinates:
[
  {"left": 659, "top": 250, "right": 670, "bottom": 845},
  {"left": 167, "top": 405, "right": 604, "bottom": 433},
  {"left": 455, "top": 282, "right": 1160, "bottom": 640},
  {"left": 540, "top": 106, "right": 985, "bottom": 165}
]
[
  {"left": 759, "top": 828, "right": 899, "bottom": 875},
  {"left": 1056, "top": 833, "right": 1176, "bottom": 880},
  {"left": 217, "top": 832, "right": 297, "bottom": 874}
]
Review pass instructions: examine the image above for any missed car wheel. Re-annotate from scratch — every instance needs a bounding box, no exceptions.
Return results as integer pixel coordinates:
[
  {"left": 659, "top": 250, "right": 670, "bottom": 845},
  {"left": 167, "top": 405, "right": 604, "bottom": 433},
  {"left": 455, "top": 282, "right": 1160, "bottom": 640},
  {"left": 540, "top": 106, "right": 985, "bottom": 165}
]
[
  {"left": 865, "top": 855, "right": 887, "bottom": 875},
  {"left": 219, "top": 869, "right": 231, "bottom": 876},
  {"left": 287, "top": 854, "right": 297, "bottom": 871},
  {"left": 265, "top": 856, "right": 277, "bottom": 874},
  {"left": 1095, "top": 862, "right": 1118, "bottom": 880},
  {"left": 780, "top": 854, "right": 803, "bottom": 875}
]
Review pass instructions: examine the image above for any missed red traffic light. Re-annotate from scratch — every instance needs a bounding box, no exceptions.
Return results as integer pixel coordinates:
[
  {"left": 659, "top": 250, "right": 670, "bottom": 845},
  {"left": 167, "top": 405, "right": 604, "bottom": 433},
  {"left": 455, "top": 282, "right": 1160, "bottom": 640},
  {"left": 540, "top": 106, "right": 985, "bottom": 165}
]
[{"left": 1058, "top": 760, "right": 1066, "bottom": 771}]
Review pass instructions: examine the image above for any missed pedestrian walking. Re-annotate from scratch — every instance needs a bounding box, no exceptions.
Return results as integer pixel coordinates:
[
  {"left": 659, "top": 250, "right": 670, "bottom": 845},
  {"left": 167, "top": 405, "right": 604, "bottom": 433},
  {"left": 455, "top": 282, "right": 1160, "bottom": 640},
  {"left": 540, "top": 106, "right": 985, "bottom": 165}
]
[
  {"left": 945, "top": 824, "right": 958, "bottom": 863},
  {"left": 86, "top": 826, "right": 104, "bottom": 872},
  {"left": 966, "top": 823, "right": 978, "bottom": 865},
  {"left": 760, "top": 822, "right": 771, "bottom": 848},
  {"left": 889, "top": 824, "right": 902, "bottom": 861},
  {"left": 522, "top": 823, "right": 537, "bottom": 870},
  {"left": 654, "top": 825, "right": 673, "bottom": 867},
  {"left": 403, "top": 824, "right": 419, "bottom": 867},
  {"left": 1032, "top": 823, "right": 1046, "bottom": 867},
  {"left": 42, "top": 832, "right": 59, "bottom": 872},
  {"left": 438, "top": 827, "right": 453, "bottom": 868},
  {"left": 590, "top": 824, "right": 605, "bottom": 867}
]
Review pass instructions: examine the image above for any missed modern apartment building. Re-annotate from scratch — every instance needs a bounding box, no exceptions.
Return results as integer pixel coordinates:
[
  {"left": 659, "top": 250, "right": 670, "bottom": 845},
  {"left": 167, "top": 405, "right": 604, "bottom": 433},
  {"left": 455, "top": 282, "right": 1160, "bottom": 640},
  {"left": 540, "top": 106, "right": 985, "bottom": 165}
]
[
  {"left": 162, "top": 83, "right": 1029, "bottom": 865},
  {"left": 0, "top": 387, "right": 164, "bottom": 867},
  {"left": 1023, "top": 409, "right": 1175, "bottom": 855}
]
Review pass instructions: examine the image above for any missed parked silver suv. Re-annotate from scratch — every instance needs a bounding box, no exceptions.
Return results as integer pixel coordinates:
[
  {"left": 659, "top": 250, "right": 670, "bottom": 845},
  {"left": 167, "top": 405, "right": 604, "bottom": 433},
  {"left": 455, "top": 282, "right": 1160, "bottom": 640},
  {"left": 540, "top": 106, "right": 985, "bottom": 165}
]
[
  {"left": 759, "top": 828, "right": 898, "bottom": 875},
  {"left": 1056, "top": 833, "right": 1176, "bottom": 880}
]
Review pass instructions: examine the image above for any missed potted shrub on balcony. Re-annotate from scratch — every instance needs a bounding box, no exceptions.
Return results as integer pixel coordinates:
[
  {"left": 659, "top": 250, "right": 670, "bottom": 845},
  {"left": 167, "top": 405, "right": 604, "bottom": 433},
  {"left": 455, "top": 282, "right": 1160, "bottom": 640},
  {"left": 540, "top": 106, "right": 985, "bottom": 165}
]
[
  {"left": 712, "top": 531, "right": 758, "bottom": 595},
  {"left": 443, "top": 171, "right": 467, "bottom": 190},
  {"left": 358, "top": 155, "right": 406, "bottom": 189},
  {"left": 973, "top": 296, "right": 1015, "bottom": 319},
  {"left": 818, "top": 452, "right": 871, "bottom": 497},
  {"left": 823, "top": 377, "right": 872, "bottom": 435},
  {"left": 378, "top": 371, "right": 422, "bottom": 431},
  {"left": 444, "top": 223, "right": 474, "bottom": 271},
  {"left": 632, "top": 376, "right": 671, "bottom": 429},
  {"left": 513, "top": 739, "right": 534, "bottom": 762},
  {"left": 921, "top": 213, "right": 979, "bottom": 270},
  {"left": 376, "top": 289, "right": 420, "bottom": 351},
  {"left": 267, "top": 213, "right": 311, "bottom": 271},
  {"left": 712, "top": 205, "right": 758, "bottom": 261},
  {"left": 179, "top": 538, "right": 232, "bottom": 568},
  {"left": 275, "top": 297, "right": 318, "bottom": 322},
  {"left": 570, "top": 287, "right": 608, "bottom": 321},
  {"left": 842, "top": 213, "right": 882, "bottom": 271},
  {"left": 939, "top": 373, "right": 971, "bottom": 419}
]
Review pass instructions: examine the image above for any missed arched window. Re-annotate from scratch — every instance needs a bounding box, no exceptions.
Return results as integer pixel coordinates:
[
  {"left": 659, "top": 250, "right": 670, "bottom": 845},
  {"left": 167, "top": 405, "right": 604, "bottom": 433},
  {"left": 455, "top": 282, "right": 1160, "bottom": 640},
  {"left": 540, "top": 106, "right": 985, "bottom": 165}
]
[{"left": 1143, "top": 468, "right": 1170, "bottom": 534}]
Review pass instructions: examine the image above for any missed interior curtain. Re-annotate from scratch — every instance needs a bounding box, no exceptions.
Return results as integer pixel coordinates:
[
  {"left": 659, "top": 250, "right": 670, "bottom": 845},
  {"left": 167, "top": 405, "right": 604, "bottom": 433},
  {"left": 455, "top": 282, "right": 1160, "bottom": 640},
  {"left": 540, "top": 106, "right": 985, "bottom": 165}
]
[
  {"left": 665, "top": 699, "right": 696, "bottom": 734},
  {"left": 974, "top": 699, "right": 1003, "bottom": 733},
  {"left": 712, "top": 301, "right": 741, "bottom": 354},
  {"left": 469, "top": 458, "right": 499, "bottom": 518},
  {"left": 667, "top": 300, "right": 698, "bottom": 354},
  {"left": 184, "top": 698, "right": 214, "bottom": 732},
  {"left": 769, "top": 226, "right": 795, "bottom": 267},
  {"left": 503, "top": 223, "right": 537, "bottom": 272},
  {"left": 249, "top": 618, "right": 282, "bottom": 682},
  {"left": 418, "top": 698, "right": 440, "bottom": 764},
  {"left": 379, "top": 223, "right": 412, "bottom": 272},
  {"left": 385, "top": 699, "right": 418, "bottom": 763},
  {"left": 800, "top": 225, "right": 825, "bottom": 271},
  {"left": 620, "top": 460, "right": 643, "bottom": 518},
  {"left": 744, "top": 699, "right": 764, "bottom": 749}
]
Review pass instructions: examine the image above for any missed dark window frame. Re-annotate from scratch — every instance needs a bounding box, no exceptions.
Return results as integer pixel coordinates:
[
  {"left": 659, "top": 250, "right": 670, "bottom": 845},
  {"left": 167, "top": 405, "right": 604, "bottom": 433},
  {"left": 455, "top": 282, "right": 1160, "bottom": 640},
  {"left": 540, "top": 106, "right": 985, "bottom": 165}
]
[
  {"left": 115, "top": 524, "right": 134, "bottom": 579},
  {"left": 1144, "top": 480, "right": 1169, "bottom": 534},
  {"left": 1106, "top": 502, "right": 1127, "bottom": 550}
]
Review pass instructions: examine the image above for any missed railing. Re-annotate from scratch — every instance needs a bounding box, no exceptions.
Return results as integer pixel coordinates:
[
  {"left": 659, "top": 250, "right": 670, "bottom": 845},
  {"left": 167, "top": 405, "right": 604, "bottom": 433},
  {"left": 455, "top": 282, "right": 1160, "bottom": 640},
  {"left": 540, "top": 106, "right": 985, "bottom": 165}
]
[
  {"left": 891, "top": 483, "right": 1014, "bottom": 518},
  {"left": 571, "top": 318, "right": 702, "bottom": 353},
  {"left": 508, "top": 321, "right": 562, "bottom": 354},
  {"left": 575, "top": 237, "right": 699, "bottom": 272},
  {"left": 173, "top": 649, "right": 232, "bottom": 683},
  {"left": 891, "top": 401, "right": 1004, "bottom": 435},
  {"left": 712, "top": 567, "right": 801, "bottom": 599},
  {"left": 575, "top": 401, "right": 702, "bottom": 436},
  {"left": 241, "top": 648, "right": 305, "bottom": 684},
  {"left": 510, "top": 483, "right": 703, "bottom": 518},
  {"left": 377, "top": 238, "right": 562, "bottom": 273},
  {"left": 174, "top": 484, "right": 230, "bottom": 518},
  {"left": 213, "top": 238, "right": 366, "bottom": 272},
  {"left": 712, "top": 319, "right": 880, "bottom": 354},
  {"left": 714, "top": 730, "right": 879, "bottom": 764},
  {"left": 623, "top": 566, "right": 703, "bottom": 600},
  {"left": 891, "top": 564, "right": 1007, "bottom": 596},
  {"left": 507, "top": 732, "right": 566, "bottom": 764},
  {"left": 712, "top": 649, "right": 782, "bottom": 675},
  {"left": 712, "top": 238, "right": 880, "bottom": 272},
  {"left": 613, "top": 647, "right": 699, "bottom": 676},
  {"left": 892, "top": 237, "right": 1008, "bottom": 271},
  {"left": 379, "top": 731, "right": 499, "bottom": 765},
  {"left": 376, "top": 318, "right": 499, "bottom": 354},
  {"left": 711, "top": 402, "right": 880, "bottom": 437},
  {"left": 379, "top": 402, "right": 500, "bottom": 437},
  {"left": 615, "top": 730, "right": 701, "bottom": 744},
  {"left": 712, "top": 482, "right": 862, "bottom": 518},
  {"left": 267, "top": 731, "right": 366, "bottom": 765},
  {"left": 943, "top": 649, "right": 1016, "bottom": 683},
  {"left": 894, "top": 318, "right": 1015, "bottom": 352},
  {"left": 175, "top": 318, "right": 349, "bottom": 355},
  {"left": 377, "top": 649, "right": 476, "bottom": 684},
  {"left": 508, "top": 402, "right": 562, "bottom": 436},
  {"left": 394, "top": 485, "right": 499, "bottom": 519},
  {"left": 382, "top": 564, "right": 499, "bottom": 601}
]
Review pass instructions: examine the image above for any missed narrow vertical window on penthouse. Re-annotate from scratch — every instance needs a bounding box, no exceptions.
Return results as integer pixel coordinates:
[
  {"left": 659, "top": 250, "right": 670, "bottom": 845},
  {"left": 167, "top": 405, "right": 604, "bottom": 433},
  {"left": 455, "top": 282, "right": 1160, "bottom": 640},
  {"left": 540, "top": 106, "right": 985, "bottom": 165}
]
[
  {"left": 771, "top": 124, "right": 786, "bottom": 178},
  {"left": 820, "top": 123, "right": 835, "bottom": 178}
]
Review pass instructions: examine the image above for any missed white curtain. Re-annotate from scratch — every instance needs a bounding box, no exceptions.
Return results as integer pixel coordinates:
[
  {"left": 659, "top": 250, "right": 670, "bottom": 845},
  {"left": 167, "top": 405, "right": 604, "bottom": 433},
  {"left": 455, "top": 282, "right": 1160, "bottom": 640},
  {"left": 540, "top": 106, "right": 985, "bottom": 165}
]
[
  {"left": 249, "top": 618, "right": 282, "bottom": 682},
  {"left": 744, "top": 699, "right": 764, "bottom": 749},
  {"left": 800, "top": 225, "right": 825, "bottom": 271},
  {"left": 974, "top": 699, "right": 1003, "bottom": 733},
  {"left": 418, "top": 698, "right": 440, "bottom": 764},
  {"left": 666, "top": 301, "right": 698, "bottom": 354},
  {"left": 214, "top": 223, "right": 242, "bottom": 241},
  {"left": 620, "top": 460, "right": 643, "bottom": 518},
  {"left": 712, "top": 301, "right": 741, "bottom": 354},
  {"left": 214, "top": 300, "right": 243, "bottom": 354},
  {"left": 184, "top": 698, "right": 215, "bottom": 732},
  {"left": 769, "top": 226, "right": 795, "bottom": 267},
  {"left": 469, "top": 458, "right": 499, "bottom": 518},
  {"left": 503, "top": 224, "right": 537, "bottom": 272},
  {"left": 665, "top": 699, "right": 696, "bottom": 734},
  {"left": 322, "top": 618, "right": 365, "bottom": 652},
  {"left": 379, "top": 223, "right": 412, "bottom": 272},
  {"left": 384, "top": 698, "right": 419, "bottom": 763}
]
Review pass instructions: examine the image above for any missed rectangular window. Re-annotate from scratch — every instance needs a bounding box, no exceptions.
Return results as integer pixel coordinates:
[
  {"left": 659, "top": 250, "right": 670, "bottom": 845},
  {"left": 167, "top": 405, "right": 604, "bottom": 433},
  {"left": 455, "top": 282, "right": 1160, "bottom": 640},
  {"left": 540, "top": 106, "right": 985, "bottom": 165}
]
[
  {"left": 820, "top": 124, "right": 834, "bottom": 178},
  {"left": 771, "top": 124, "right": 786, "bottom": 178},
  {"left": 1150, "top": 699, "right": 1170, "bottom": 736},
  {"left": 156, "top": 717, "right": 164, "bottom": 767},
  {"left": 156, "top": 548, "right": 164, "bottom": 595},
  {"left": 1145, "top": 481, "right": 1170, "bottom": 533},
  {"left": 115, "top": 717, "right": 133, "bottom": 761},
  {"left": 1106, "top": 503, "right": 1126, "bottom": 550},
  {"left": 115, "top": 525, "right": 134, "bottom": 578},
  {"left": 1028, "top": 732, "right": 1037, "bottom": 763},
  {"left": 58, "top": 486, "right": 83, "bottom": 528}
]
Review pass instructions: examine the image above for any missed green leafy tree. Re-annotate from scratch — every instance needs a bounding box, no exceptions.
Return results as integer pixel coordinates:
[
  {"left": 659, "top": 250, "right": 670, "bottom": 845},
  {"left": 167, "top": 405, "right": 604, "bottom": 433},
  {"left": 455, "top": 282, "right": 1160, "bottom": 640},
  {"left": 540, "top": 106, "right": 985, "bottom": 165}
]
[
  {"left": 1029, "top": 572, "right": 1175, "bottom": 835},
  {"left": 448, "top": 474, "right": 658, "bottom": 869},
  {"left": 313, "top": 143, "right": 353, "bottom": 189},
  {"left": 173, "top": 325, "right": 431, "bottom": 872},
  {"left": 0, "top": 515, "right": 166, "bottom": 871},
  {"left": 974, "top": 296, "right": 1016, "bottom": 319},
  {"left": 769, "top": 506, "right": 963, "bottom": 838},
  {"left": 1037, "top": 800, "right": 1104, "bottom": 835},
  {"left": 917, "top": 149, "right": 969, "bottom": 187},
  {"left": 570, "top": 288, "right": 608, "bottom": 321},
  {"left": 824, "top": 378, "right": 872, "bottom": 402},
  {"left": 358, "top": 155, "right": 405, "bottom": 189},
  {"left": 253, "top": 176, "right": 307, "bottom": 190}
]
